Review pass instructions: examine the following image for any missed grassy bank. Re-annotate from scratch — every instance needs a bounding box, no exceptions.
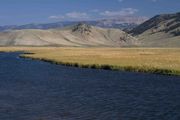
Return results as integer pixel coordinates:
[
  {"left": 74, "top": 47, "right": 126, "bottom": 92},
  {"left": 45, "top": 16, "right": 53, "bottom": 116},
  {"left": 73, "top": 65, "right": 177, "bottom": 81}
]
[{"left": 0, "top": 47, "right": 180, "bottom": 75}]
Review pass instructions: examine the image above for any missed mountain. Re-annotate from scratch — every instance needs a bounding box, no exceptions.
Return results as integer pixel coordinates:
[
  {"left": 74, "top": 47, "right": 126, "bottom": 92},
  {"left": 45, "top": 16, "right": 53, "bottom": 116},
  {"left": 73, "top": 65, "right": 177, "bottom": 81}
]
[
  {"left": 0, "top": 16, "right": 147, "bottom": 31},
  {"left": 130, "top": 12, "right": 180, "bottom": 47},
  {"left": 0, "top": 23, "right": 138, "bottom": 47},
  {"left": 0, "top": 21, "right": 77, "bottom": 31},
  {"left": 88, "top": 16, "right": 148, "bottom": 30}
]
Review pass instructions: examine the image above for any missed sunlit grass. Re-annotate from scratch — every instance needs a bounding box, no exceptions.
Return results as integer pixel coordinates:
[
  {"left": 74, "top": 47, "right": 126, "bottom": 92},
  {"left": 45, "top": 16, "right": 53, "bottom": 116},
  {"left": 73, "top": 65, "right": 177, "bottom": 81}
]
[{"left": 0, "top": 47, "right": 180, "bottom": 75}]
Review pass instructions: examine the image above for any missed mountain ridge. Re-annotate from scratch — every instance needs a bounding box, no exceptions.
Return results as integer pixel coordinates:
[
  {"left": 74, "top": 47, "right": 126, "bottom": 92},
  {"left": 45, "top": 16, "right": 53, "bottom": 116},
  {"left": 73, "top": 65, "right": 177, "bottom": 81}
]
[
  {"left": 0, "top": 16, "right": 148, "bottom": 31},
  {"left": 130, "top": 12, "right": 180, "bottom": 47},
  {"left": 130, "top": 12, "right": 180, "bottom": 35}
]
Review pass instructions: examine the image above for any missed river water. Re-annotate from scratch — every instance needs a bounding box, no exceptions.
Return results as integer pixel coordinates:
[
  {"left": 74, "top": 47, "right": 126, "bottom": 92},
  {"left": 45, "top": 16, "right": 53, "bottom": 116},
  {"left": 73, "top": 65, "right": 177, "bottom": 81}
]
[{"left": 0, "top": 52, "right": 180, "bottom": 120}]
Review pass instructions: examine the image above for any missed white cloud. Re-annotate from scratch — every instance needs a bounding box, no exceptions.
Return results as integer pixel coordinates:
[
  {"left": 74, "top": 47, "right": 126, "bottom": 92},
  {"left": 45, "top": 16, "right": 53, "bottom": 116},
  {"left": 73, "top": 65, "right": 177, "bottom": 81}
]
[
  {"left": 66, "top": 12, "right": 89, "bottom": 19},
  {"left": 100, "top": 8, "right": 138, "bottom": 17},
  {"left": 49, "top": 8, "right": 139, "bottom": 21},
  {"left": 48, "top": 15, "right": 64, "bottom": 19},
  {"left": 49, "top": 12, "right": 89, "bottom": 20}
]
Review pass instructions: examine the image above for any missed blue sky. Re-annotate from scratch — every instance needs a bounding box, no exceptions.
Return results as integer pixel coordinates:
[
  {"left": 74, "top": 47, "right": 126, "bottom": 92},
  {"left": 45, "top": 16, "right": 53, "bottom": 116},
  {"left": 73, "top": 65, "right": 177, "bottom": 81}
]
[{"left": 0, "top": 0, "right": 179, "bottom": 25}]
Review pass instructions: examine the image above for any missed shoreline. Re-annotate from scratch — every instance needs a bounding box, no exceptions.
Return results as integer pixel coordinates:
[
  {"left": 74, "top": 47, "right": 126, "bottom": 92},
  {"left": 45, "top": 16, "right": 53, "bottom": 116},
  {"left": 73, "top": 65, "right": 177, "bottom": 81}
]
[
  {"left": 20, "top": 53, "right": 180, "bottom": 76},
  {"left": 0, "top": 47, "right": 180, "bottom": 76}
]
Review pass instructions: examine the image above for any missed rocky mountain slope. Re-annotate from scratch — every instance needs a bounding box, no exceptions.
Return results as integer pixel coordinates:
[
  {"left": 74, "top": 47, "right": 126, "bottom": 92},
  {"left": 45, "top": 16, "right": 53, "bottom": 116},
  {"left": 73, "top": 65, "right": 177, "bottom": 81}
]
[
  {"left": 0, "top": 23, "right": 138, "bottom": 47},
  {"left": 130, "top": 12, "right": 180, "bottom": 47}
]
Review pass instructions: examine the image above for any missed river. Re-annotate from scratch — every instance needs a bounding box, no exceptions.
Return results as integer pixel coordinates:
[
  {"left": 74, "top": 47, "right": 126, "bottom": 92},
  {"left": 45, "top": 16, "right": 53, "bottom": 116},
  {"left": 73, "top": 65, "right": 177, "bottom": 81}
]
[{"left": 0, "top": 52, "right": 180, "bottom": 120}]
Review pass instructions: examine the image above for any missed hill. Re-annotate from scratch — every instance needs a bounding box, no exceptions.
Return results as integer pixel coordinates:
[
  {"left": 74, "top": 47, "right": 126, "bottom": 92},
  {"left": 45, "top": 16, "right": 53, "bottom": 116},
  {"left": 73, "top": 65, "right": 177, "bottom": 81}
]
[
  {"left": 130, "top": 12, "right": 180, "bottom": 47},
  {"left": 0, "top": 23, "right": 138, "bottom": 47}
]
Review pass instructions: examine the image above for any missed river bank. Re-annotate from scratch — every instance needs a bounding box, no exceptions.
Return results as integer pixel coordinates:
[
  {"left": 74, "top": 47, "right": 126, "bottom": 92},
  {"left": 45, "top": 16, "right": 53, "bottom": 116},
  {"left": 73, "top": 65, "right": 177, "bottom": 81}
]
[{"left": 1, "top": 47, "right": 180, "bottom": 75}]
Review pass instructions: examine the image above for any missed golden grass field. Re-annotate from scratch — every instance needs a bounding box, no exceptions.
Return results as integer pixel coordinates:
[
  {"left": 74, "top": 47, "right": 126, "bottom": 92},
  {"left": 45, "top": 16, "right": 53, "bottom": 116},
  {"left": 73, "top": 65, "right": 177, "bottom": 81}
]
[{"left": 0, "top": 47, "right": 180, "bottom": 75}]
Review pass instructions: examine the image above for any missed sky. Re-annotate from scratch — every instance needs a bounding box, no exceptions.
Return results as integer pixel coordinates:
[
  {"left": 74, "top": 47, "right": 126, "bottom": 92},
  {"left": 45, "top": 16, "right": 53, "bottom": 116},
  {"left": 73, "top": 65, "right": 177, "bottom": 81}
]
[{"left": 0, "top": 0, "right": 179, "bottom": 25}]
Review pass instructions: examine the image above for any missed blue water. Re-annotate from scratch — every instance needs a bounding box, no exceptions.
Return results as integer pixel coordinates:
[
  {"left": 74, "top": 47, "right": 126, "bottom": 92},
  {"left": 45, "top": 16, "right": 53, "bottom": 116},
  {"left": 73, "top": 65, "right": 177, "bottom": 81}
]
[{"left": 0, "top": 52, "right": 180, "bottom": 120}]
